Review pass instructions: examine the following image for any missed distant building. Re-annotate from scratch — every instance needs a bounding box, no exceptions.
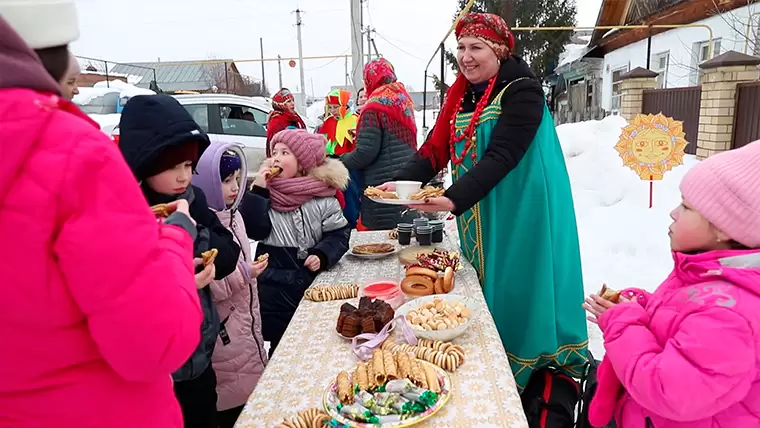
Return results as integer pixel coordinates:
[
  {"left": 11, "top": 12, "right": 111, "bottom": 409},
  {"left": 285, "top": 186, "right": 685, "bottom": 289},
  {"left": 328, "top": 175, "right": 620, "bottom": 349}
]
[{"left": 110, "top": 59, "right": 246, "bottom": 94}]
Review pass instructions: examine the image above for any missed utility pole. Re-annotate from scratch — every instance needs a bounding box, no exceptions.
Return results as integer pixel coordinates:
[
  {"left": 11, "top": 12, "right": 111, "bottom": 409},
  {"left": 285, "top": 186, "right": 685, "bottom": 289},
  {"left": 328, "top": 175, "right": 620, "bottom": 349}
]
[
  {"left": 366, "top": 27, "right": 373, "bottom": 64},
  {"left": 277, "top": 55, "right": 283, "bottom": 89},
  {"left": 344, "top": 56, "right": 349, "bottom": 86},
  {"left": 259, "top": 37, "right": 266, "bottom": 91},
  {"left": 350, "top": 0, "right": 364, "bottom": 93},
  {"left": 294, "top": 8, "right": 307, "bottom": 113}
]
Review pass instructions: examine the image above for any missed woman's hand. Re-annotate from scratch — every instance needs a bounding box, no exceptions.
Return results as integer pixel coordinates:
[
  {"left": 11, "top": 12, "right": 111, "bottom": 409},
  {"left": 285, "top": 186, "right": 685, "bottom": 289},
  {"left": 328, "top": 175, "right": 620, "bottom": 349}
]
[
  {"left": 194, "top": 258, "right": 216, "bottom": 289},
  {"left": 583, "top": 292, "right": 620, "bottom": 324},
  {"left": 304, "top": 255, "right": 321, "bottom": 272},
  {"left": 411, "top": 196, "right": 455, "bottom": 213},
  {"left": 375, "top": 182, "right": 396, "bottom": 192},
  {"left": 248, "top": 259, "right": 268, "bottom": 278},
  {"left": 167, "top": 199, "right": 196, "bottom": 226}
]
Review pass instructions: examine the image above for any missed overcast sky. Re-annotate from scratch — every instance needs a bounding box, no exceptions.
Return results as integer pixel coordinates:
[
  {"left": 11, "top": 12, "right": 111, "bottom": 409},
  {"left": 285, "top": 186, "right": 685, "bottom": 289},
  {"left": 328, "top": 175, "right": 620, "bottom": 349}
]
[{"left": 71, "top": 0, "right": 603, "bottom": 95}]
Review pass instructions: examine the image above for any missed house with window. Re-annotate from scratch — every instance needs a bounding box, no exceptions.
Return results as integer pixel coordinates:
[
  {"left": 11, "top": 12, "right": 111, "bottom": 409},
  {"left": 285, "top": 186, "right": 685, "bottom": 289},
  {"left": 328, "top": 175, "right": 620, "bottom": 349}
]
[
  {"left": 550, "top": 30, "right": 605, "bottom": 123},
  {"left": 585, "top": 0, "right": 760, "bottom": 112}
]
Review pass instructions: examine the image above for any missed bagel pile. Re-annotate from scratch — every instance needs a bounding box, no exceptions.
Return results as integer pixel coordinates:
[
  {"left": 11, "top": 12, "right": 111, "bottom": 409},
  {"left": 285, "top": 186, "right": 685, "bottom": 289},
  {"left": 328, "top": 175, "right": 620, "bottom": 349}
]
[{"left": 401, "top": 265, "right": 454, "bottom": 297}]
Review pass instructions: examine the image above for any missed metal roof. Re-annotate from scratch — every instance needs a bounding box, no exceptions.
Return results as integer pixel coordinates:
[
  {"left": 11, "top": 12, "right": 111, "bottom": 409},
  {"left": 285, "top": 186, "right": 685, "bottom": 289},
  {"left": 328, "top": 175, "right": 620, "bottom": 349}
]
[{"left": 110, "top": 60, "right": 234, "bottom": 92}]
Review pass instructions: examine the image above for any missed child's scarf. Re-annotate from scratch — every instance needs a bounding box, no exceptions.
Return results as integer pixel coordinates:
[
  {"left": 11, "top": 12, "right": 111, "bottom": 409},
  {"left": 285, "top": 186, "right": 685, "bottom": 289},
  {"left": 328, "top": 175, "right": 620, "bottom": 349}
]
[{"left": 268, "top": 176, "right": 337, "bottom": 212}]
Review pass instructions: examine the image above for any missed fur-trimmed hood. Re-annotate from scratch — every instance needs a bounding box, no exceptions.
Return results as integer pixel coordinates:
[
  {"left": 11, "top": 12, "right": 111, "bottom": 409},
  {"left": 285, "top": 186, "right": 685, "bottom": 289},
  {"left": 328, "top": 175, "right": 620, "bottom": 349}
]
[{"left": 310, "top": 158, "right": 349, "bottom": 191}]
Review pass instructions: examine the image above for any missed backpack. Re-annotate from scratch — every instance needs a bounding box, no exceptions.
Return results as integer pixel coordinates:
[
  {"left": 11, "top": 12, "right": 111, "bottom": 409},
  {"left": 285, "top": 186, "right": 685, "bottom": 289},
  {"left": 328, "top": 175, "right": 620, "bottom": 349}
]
[
  {"left": 521, "top": 366, "right": 580, "bottom": 428},
  {"left": 576, "top": 351, "right": 616, "bottom": 428}
]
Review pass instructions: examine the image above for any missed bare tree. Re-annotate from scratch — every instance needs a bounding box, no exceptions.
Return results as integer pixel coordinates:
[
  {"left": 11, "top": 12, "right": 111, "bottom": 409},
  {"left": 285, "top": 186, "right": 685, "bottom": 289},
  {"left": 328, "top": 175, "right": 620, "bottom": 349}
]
[
  {"left": 202, "top": 57, "right": 269, "bottom": 96},
  {"left": 705, "top": 0, "right": 760, "bottom": 56}
]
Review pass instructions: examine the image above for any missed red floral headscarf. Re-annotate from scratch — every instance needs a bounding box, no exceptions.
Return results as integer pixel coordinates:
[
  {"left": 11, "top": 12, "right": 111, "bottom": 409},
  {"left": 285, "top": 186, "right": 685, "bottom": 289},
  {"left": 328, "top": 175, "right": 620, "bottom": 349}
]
[
  {"left": 266, "top": 87, "right": 306, "bottom": 155},
  {"left": 419, "top": 13, "right": 516, "bottom": 170},
  {"left": 359, "top": 58, "right": 417, "bottom": 148},
  {"left": 455, "top": 12, "right": 515, "bottom": 59}
]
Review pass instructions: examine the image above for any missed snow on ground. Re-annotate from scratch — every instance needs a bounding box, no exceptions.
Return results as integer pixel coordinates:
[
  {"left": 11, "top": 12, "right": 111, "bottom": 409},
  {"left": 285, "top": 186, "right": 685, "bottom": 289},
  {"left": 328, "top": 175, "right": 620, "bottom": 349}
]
[{"left": 558, "top": 115, "right": 699, "bottom": 357}]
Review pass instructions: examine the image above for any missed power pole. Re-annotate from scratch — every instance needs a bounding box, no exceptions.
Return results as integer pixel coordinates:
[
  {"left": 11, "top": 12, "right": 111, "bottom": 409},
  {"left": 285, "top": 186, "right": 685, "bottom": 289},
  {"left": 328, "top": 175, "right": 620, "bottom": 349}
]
[
  {"left": 294, "top": 8, "right": 307, "bottom": 113},
  {"left": 344, "top": 56, "right": 349, "bottom": 86},
  {"left": 350, "top": 0, "right": 364, "bottom": 92},
  {"left": 259, "top": 37, "right": 266, "bottom": 92},
  {"left": 277, "top": 55, "right": 283, "bottom": 89},
  {"left": 366, "top": 27, "right": 372, "bottom": 64}
]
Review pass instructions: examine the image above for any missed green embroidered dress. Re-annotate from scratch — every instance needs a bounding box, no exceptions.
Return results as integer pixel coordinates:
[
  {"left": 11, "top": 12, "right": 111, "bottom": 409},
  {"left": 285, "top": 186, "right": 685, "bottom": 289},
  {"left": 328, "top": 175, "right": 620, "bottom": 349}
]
[{"left": 452, "top": 85, "right": 588, "bottom": 391}]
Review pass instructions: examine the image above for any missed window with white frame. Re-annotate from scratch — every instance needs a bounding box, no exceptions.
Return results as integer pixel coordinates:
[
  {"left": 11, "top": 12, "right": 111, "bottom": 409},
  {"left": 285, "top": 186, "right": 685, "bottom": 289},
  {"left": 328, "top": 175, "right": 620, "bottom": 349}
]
[
  {"left": 611, "top": 66, "right": 628, "bottom": 111},
  {"left": 690, "top": 38, "right": 722, "bottom": 85},
  {"left": 653, "top": 51, "right": 670, "bottom": 88}
]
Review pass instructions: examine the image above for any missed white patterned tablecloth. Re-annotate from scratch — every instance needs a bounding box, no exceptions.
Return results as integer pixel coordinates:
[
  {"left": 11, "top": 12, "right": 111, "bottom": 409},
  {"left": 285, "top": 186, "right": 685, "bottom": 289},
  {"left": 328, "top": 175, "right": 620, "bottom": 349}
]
[{"left": 235, "top": 231, "right": 528, "bottom": 428}]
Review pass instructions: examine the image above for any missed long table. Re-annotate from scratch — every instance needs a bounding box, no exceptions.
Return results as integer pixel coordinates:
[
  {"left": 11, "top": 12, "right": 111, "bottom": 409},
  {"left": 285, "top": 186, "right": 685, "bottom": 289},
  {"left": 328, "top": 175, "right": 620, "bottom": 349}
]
[{"left": 235, "top": 231, "right": 528, "bottom": 427}]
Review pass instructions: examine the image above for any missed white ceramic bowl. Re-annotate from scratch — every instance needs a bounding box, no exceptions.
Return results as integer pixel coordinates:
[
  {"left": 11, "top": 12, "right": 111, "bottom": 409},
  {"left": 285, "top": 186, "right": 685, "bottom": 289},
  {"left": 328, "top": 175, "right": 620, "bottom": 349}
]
[
  {"left": 394, "top": 181, "right": 422, "bottom": 199},
  {"left": 395, "top": 294, "right": 480, "bottom": 342}
]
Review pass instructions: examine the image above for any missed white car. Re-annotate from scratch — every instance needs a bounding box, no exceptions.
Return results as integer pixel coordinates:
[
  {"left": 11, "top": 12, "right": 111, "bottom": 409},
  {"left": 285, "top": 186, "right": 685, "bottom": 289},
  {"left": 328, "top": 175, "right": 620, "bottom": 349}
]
[
  {"left": 106, "top": 94, "right": 274, "bottom": 176},
  {"left": 173, "top": 94, "right": 272, "bottom": 175}
]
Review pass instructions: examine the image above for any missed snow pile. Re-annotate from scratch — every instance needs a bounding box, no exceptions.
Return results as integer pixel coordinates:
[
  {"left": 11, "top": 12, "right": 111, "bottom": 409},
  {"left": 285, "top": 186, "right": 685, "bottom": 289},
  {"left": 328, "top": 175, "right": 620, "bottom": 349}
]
[
  {"left": 73, "top": 80, "right": 154, "bottom": 106},
  {"left": 556, "top": 43, "right": 589, "bottom": 70},
  {"left": 88, "top": 113, "right": 121, "bottom": 135},
  {"left": 557, "top": 115, "right": 699, "bottom": 357}
]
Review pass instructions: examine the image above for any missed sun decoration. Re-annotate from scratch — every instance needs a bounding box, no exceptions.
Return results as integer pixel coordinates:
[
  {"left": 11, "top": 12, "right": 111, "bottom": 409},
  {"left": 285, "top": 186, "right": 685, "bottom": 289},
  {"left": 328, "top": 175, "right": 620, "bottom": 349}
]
[{"left": 615, "top": 113, "right": 688, "bottom": 181}]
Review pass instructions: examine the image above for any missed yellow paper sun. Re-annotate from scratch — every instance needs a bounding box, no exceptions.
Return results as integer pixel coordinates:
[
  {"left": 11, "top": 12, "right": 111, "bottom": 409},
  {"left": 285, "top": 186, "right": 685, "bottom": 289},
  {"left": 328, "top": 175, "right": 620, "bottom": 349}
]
[{"left": 615, "top": 113, "right": 688, "bottom": 181}]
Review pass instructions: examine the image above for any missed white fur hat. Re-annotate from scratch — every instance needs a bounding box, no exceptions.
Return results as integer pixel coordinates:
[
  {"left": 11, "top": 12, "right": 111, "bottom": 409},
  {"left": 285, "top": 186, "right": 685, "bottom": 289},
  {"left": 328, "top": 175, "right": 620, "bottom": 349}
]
[{"left": 0, "top": 0, "right": 79, "bottom": 49}]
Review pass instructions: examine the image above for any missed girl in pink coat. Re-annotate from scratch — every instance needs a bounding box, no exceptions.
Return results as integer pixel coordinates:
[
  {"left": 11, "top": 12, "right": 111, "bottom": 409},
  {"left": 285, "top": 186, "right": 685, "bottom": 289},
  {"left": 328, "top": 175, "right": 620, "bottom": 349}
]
[
  {"left": 194, "top": 143, "right": 269, "bottom": 428},
  {"left": 583, "top": 142, "right": 760, "bottom": 428},
  {"left": 0, "top": 6, "right": 201, "bottom": 428}
]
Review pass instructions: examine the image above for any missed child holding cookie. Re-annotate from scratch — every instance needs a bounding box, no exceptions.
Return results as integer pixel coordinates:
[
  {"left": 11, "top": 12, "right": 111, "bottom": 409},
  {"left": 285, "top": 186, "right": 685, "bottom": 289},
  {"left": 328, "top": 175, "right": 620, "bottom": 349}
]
[
  {"left": 583, "top": 142, "right": 760, "bottom": 428},
  {"left": 240, "top": 130, "right": 351, "bottom": 356},
  {"left": 194, "top": 143, "right": 269, "bottom": 428},
  {"left": 119, "top": 95, "right": 241, "bottom": 428}
]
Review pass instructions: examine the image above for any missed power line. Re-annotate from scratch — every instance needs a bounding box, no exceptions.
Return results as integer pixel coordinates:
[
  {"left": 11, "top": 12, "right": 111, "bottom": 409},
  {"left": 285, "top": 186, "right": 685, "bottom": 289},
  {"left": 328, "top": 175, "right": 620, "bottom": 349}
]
[
  {"left": 374, "top": 31, "right": 425, "bottom": 61},
  {"left": 304, "top": 47, "right": 351, "bottom": 70}
]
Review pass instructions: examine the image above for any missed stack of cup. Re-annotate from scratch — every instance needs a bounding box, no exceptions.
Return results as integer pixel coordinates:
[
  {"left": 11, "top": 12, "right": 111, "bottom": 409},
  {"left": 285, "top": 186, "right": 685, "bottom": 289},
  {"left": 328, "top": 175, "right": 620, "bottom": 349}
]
[
  {"left": 413, "top": 217, "right": 429, "bottom": 233},
  {"left": 396, "top": 223, "right": 413, "bottom": 245},
  {"left": 415, "top": 225, "right": 433, "bottom": 246},
  {"left": 429, "top": 220, "right": 444, "bottom": 243}
]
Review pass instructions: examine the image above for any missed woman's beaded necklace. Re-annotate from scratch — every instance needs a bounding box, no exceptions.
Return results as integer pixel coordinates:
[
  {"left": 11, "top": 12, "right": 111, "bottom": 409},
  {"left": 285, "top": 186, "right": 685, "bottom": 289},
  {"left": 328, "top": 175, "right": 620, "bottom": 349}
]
[{"left": 448, "top": 75, "right": 498, "bottom": 166}]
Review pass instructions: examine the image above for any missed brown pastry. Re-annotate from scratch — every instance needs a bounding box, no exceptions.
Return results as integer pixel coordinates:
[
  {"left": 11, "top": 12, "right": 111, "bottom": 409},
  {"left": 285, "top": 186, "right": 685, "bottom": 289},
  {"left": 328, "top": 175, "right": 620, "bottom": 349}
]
[
  {"left": 200, "top": 249, "right": 218, "bottom": 267},
  {"left": 364, "top": 186, "right": 399, "bottom": 199},
  {"left": 352, "top": 243, "right": 395, "bottom": 255},
  {"left": 335, "top": 298, "right": 395, "bottom": 338},
  {"left": 150, "top": 203, "right": 174, "bottom": 218},
  {"left": 268, "top": 166, "right": 283, "bottom": 179},
  {"left": 255, "top": 253, "right": 269, "bottom": 263},
  {"left": 409, "top": 186, "right": 445, "bottom": 200},
  {"left": 599, "top": 284, "right": 621, "bottom": 303},
  {"left": 400, "top": 274, "right": 435, "bottom": 297}
]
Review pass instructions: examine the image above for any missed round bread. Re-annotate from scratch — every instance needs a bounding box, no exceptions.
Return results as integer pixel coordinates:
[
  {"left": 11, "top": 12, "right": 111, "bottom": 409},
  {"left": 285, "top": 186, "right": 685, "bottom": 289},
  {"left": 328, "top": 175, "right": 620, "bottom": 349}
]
[
  {"left": 434, "top": 276, "right": 445, "bottom": 294},
  {"left": 442, "top": 266, "right": 455, "bottom": 293},
  {"left": 406, "top": 266, "right": 438, "bottom": 281},
  {"left": 401, "top": 274, "right": 435, "bottom": 297}
]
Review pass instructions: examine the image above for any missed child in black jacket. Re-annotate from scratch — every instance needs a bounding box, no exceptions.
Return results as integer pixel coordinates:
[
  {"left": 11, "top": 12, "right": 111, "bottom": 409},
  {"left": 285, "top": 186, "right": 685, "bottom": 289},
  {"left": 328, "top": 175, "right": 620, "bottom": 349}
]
[{"left": 119, "top": 94, "right": 240, "bottom": 428}]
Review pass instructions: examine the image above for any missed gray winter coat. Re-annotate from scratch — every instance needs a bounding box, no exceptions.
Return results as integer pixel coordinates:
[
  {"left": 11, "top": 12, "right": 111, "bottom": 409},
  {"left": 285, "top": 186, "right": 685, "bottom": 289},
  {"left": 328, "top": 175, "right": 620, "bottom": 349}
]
[{"left": 341, "top": 110, "right": 416, "bottom": 230}]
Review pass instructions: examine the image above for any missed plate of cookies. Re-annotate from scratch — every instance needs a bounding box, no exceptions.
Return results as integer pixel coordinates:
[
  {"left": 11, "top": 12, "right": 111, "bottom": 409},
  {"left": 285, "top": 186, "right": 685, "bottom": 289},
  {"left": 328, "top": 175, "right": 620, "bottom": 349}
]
[
  {"left": 323, "top": 349, "right": 451, "bottom": 427},
  {"left": 395, "top": 295, "right": 479, "bottom": 342}
]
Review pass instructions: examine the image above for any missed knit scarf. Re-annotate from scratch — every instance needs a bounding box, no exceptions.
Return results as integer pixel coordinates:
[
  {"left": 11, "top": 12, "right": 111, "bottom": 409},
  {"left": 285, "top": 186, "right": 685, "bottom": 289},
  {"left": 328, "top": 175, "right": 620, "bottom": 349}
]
[{"left": 267, "top": 176, "right": 337, "bottom": 212}]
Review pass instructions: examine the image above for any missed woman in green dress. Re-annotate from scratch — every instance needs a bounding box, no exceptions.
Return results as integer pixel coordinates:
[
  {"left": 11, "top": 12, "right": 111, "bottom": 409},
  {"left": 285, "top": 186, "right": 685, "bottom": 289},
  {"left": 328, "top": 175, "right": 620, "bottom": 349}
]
[{"left": 382, "top": 13, "right": 588, "bottom": 392}]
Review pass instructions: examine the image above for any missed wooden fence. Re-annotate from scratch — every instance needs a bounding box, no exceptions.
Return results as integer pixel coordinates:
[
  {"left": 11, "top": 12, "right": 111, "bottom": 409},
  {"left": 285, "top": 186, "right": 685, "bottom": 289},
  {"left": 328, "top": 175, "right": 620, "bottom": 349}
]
[{"left": 733, "top": 82, "right": 760, "bottom": 149}]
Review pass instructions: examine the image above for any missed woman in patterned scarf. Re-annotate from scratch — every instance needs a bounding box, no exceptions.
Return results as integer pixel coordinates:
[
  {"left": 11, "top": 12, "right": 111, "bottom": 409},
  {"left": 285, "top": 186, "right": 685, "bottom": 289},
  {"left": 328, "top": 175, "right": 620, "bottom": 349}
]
[
  {"left": 266, "top": 88, "right": 306, "bottom": 157},
  {"left": 383, "top": 13, "right": 589, "bottom": 393},
  {"left": 340, "top": 58, "right": 417, "bottom": 230}
]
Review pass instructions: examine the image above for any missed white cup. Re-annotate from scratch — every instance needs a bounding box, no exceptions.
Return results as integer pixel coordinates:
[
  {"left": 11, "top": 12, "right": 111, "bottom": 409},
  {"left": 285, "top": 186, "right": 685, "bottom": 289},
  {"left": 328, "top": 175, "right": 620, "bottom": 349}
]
[{"left": 394, "top": 181, "right": 422, "bottom": 199}]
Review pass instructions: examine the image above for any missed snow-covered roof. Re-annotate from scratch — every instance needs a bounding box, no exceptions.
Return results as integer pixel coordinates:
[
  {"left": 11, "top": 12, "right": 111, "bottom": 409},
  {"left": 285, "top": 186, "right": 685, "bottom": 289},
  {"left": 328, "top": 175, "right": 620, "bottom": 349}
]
[
  {"left": 73, "top": 80, "right": 155, "bottom": 105},
  {"left": 556, "top": 43, "right": 590, "bottom": 71}
]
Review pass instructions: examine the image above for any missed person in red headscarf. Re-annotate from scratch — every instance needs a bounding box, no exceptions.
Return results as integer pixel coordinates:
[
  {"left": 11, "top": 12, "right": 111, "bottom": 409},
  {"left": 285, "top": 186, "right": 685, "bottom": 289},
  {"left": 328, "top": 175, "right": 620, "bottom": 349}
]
[
  {"left": 266, "top": 88, "right": 306, "bottom": 157},
  {"left": 340, "top": 58, "right": 417, "bottom": 231},
  {"left": 378, "top": 13, "right": 588, "bottom": 395}
]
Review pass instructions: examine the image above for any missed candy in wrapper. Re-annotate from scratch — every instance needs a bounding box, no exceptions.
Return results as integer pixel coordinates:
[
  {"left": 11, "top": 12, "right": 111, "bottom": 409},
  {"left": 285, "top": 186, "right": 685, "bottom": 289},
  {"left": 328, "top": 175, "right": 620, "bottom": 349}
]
[
  {"left": 376, "top": 415, "right": 403, "bottom": 424},
  {"left": 374, "top": 392, "right": 410, "bottom": 414},
  {"left": 353, "top": 390, "right": 375, "bottom": 409},
  {"left": 402, "top": 389, "right": 439, "bottom": 407},
  {"left": 401, "top": 400, "right": 427, "bottom": 414},
  {"left": 339, "top": 404, "right": 380, "bottom": 424},
  {"left": 337, "top": 371, "right": 353, "bottom": 404},
  {"left": 384, "top": 378, "right": 417, "bottom": 394}
]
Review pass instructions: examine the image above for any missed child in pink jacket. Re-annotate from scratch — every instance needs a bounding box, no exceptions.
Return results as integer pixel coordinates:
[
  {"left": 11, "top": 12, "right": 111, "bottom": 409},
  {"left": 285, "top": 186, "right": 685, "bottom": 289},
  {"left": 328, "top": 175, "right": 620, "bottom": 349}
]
[
  {"left": 195, "top": 143, "right": 269, "bottom": 428},
  {"left": 583, "top": 142, "right": 760, "bottom": 428},
  {"left": 0, "top": 7, "right": 201, "bottom": 428}
]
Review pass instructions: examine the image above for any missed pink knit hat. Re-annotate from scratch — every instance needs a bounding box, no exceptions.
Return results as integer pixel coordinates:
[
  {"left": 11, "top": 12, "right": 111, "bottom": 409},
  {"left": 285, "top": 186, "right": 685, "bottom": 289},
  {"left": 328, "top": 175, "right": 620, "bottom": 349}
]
[
  {"left": 270, "top": 129, "right": 326, "bottom": 171},
  {"left": 680, "top": 141, "right": 760, "bottom": 248}
]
